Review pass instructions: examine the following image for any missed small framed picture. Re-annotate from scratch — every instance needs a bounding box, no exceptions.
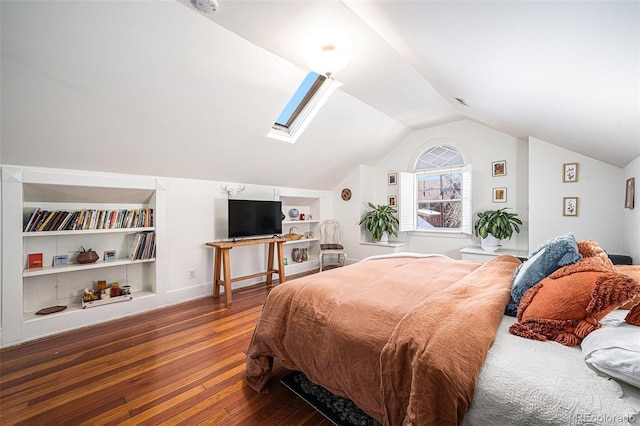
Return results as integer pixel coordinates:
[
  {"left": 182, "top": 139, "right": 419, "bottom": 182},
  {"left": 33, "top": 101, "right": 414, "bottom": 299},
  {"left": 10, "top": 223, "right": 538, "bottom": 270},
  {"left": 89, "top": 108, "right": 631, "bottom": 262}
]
[
  {"left": 492, "top": 187, "right": 507, "bottom": 203},
  {"left": 625, "top": 177, "right": 635, "bottom": 209},
  {"left": 563, "top": 197, "right": 579, "bottom": 216},
  {"left": 388, "top": 173, "right": 397, "bottom": 185},
  {"left": 563, "top": 163, "right": 579, "bottom": 182},
  {"left": 53, "top": 255, "right": 68, "bottom": 266},
  {"left": 388, "top": 196, "right": 397, "bottom": 207},
  {"left": 492, "top": 161, "right": 506, "bottom": 177},
  {"left": 104, "top": 250, "right": 117, "bottom": 261},
  {"left": 27, "top": 253, "right": 43, "bottom": 269}
]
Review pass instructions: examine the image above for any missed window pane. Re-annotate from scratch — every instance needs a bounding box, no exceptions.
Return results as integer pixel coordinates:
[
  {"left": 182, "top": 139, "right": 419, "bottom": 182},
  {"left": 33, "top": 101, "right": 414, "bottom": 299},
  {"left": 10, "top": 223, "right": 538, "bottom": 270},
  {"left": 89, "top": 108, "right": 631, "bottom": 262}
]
[
  {"left": 274, "top": 72, "right": 325, "bottom": 128},
  {"left": 416, "top": 201, "right": 461, "bottom": 229},
  {"left": 417, "top": 173, "right": 462, "bottom": 201},
  {"left": 416, "top": 145, "right": 463, "bottom": 170}
]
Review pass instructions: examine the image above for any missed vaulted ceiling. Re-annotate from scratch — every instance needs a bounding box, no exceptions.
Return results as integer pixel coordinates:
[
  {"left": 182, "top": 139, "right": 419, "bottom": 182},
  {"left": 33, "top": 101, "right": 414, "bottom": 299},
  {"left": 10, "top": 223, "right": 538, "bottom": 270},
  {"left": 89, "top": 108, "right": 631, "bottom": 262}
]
[
  {"left": 2, "top": 1, "right": 638, "bottom": 190},
  {"left": 203, "top": 0, "right": 639, "bottom": 168}
]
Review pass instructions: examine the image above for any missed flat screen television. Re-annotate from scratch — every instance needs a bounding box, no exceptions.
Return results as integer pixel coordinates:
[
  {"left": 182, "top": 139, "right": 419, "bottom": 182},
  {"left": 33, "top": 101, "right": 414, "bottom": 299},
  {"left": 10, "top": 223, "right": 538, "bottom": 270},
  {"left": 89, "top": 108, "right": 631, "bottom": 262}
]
[{"left": 228, "top": 199, "right": 282, "bottom": 239}]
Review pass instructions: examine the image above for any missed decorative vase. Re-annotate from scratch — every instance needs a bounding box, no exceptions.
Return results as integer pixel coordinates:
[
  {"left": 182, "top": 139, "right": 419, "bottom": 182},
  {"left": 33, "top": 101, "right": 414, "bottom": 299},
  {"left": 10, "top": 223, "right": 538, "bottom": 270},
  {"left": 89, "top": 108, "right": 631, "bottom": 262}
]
[
  {"left": 77, "top": 250, "right": 99, "bottom": 264},
  {"left": 292, "top": 248, "right": 302, "bottom": 263},
  {"left": 378, "top": 231, "right": 389, "bottom": 243},
  {"left": 481, "top": 234, "right": 500, "bottom": 252}
]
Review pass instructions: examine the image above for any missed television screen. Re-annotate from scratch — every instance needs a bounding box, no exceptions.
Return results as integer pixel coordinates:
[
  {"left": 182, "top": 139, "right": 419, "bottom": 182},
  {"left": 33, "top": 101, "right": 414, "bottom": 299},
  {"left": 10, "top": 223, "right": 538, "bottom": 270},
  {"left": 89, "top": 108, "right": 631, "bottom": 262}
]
[{"left": 228, "top": 199, "right": 282, "bottom": 238}]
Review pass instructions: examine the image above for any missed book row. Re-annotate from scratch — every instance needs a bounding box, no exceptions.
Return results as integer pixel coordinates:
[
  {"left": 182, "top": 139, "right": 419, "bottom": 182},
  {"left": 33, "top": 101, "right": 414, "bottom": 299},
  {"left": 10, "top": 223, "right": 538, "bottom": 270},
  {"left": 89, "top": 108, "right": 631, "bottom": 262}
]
[
  {"left": 130, "top": 232, "right": 156, "bottom": 261},
  {"left": 24, "top": 208, "right": 154, "bottom": 232}
]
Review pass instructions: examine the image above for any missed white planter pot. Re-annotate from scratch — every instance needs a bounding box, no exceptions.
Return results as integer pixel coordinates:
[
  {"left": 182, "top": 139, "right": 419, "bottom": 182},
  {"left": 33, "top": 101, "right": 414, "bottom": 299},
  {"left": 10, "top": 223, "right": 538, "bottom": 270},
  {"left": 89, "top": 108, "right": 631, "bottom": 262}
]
[
  {"left": 378, "top": 231, "right": 389, "bottom": 243},
  {"left": 481, "top": 233, "right": 500, "bottom": 252}
]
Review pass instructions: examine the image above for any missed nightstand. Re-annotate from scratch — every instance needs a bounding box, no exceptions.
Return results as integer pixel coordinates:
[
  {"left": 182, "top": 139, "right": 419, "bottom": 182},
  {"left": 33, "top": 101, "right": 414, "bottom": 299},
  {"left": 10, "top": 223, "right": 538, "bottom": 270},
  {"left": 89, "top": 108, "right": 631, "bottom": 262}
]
[{"left": 460, "top": 246, "right": 528, "bottom": 263}]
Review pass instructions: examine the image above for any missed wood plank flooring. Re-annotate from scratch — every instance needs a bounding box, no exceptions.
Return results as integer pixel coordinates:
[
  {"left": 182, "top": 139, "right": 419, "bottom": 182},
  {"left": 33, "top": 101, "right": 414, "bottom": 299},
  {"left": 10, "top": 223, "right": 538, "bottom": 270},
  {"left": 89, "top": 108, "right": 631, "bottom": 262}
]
[{"left": 0, "top": 279, "right": 332, "bottom": 425}]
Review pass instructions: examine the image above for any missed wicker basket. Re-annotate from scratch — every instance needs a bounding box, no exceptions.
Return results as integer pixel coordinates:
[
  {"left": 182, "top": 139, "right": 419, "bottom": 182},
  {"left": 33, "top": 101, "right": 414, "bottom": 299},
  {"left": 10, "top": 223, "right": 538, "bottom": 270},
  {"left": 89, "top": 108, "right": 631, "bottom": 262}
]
[{"left": 285, "top": 226, "right": 304, "bottom": 240}]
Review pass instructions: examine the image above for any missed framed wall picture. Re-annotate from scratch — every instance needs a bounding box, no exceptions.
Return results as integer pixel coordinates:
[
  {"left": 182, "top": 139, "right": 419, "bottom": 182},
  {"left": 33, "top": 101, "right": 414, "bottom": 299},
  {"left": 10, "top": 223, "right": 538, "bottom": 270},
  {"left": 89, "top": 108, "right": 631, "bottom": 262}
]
[
  {"left": 625, "top": 177, "right": 635, "bottom": 209},
  {"left": 388, "top": 173, "right": 397, "bottom": 185},
  {"left": 492, "top": 161, "right": 506, "bottom": 177},
  {"left": 388, "top": 196, "right": 397, "bottom": 207},
  {"left": 563, "top": 197, "right": 578, "bottom": 216},
  {"left": 563, "top": 163, "right": 579, "bottom": 182},
  {"left": 492, "top": 187, "right": 507, "bottom": 203}
]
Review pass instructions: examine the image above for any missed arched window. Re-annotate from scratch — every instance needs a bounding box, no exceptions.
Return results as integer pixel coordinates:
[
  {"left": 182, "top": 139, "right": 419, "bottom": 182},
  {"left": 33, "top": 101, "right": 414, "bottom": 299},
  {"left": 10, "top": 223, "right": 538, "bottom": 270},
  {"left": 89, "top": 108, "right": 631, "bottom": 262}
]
[{"left": 399, "top": 144, "right": 471, "bottom": 233}]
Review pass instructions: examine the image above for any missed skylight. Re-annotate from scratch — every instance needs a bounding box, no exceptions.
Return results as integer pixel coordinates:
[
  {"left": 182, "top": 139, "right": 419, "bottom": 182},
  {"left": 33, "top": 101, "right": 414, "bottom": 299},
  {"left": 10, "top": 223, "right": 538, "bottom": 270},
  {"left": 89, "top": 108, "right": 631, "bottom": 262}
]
[
  {"left": 274, "top": 72, "right": 325, "bottom": 128},
  {"left": 268, "top": 71, "right": 343, "bottom": 144}
]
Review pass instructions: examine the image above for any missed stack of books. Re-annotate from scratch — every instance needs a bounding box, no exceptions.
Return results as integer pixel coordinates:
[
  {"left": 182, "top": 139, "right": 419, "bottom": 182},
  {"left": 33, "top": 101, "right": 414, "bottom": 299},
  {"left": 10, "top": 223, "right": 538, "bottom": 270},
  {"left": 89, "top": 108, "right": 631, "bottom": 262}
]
[{"left": 129, "top": 232, "right": 156, "bottom": 260}]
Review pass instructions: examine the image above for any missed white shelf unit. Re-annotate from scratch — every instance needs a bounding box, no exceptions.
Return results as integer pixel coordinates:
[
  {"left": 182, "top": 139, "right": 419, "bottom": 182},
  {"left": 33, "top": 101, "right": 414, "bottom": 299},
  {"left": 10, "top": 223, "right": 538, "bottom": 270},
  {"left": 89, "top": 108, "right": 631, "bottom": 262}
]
[
  {"left": 2, "top": 166, "right": 167, "bottom": 347},
  {"left": 278, "top": 193, "right": 323, "bottom": 274}
]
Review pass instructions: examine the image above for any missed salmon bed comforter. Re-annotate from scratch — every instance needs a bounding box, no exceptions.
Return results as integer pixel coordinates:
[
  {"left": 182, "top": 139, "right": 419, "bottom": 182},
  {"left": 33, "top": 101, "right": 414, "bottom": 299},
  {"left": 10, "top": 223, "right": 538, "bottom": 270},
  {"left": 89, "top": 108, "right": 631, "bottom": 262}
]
[{"left": 245, "top": 254, "right": 521, "bottom": 425}]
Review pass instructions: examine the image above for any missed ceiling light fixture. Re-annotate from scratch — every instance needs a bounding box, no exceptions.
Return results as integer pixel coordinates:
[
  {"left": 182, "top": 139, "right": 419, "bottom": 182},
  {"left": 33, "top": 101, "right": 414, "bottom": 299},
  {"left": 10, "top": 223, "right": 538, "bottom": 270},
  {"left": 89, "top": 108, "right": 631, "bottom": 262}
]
[{"left": 308, "top": 44, "right": 349, "bottom": 77}]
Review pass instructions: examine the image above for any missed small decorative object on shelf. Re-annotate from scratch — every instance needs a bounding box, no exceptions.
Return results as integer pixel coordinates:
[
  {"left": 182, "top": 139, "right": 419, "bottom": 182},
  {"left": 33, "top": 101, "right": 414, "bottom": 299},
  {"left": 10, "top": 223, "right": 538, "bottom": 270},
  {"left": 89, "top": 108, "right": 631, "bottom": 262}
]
[
  {"left": 301, "top": 248, "right": 308, "bottom": 262},
  {"left": 299, "top": 213, "right": 305, "bottom": 220},
  {"left": 27, "top": 253, "right": 43, "bottom": 269},
  {"left": 83, "top": 288, "right": 100, "bottom": 302},
  {"left": 35, "top": 305, "right": 67, "bottom": 315},
  {"left": 76, "top": 247, "right": 99, "bottom": 264},
  {"left": 53, "top": 255, "right": 68, "bottom": 266},
  {"left": 285, "top": 227, "right": 303, "bottom": 241},
  {"left": 288, "top": 208, "right": 299, "bottom": 220},
  {"left": 104, "top": 250, "right": 116, "bottom": 261},
  {"left": 292, "top": 248, "right": 302, "bottom": 263}
]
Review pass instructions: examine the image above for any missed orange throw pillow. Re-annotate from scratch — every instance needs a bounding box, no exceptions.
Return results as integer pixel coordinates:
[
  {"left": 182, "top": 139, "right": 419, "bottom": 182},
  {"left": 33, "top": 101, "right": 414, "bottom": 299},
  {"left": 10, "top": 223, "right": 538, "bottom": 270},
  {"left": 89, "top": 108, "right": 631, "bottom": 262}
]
[{"left": 509, "top": 241, "right": 640, "bottom": 346}]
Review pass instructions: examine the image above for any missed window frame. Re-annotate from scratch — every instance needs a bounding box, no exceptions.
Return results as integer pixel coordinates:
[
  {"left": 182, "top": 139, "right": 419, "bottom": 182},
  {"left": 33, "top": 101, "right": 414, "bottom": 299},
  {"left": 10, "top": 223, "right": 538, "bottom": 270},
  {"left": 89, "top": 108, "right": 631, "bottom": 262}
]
[
  {"left": 267, "top": 73, "right": 343, "bottom": 144},
  {"left": 398, "top": 146, "right": 472, "bottom": 235}
]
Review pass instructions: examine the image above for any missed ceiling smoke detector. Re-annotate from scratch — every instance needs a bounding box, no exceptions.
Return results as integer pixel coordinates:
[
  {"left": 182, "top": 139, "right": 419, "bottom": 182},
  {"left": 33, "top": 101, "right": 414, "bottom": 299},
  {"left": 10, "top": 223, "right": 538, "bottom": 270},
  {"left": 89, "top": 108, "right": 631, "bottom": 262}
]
[{"left": 195, "top": 0, "right": 218, "bottom": 13}]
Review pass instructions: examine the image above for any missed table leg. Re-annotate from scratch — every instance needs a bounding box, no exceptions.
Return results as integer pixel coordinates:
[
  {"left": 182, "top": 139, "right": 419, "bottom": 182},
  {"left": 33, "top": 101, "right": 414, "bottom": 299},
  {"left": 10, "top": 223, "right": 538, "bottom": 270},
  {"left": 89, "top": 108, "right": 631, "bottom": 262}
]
[
  {"left": 277, "top": 241, "right": 286, "bottom": 284},
  {"left": 266, "top": 242, "right": 275, "bottom": 285},
  {"left": 213, "top": 247, "right": 222, "bottom": 298},
  {"left": 222, "top": 248, "right": 232, "bottom": 306}
]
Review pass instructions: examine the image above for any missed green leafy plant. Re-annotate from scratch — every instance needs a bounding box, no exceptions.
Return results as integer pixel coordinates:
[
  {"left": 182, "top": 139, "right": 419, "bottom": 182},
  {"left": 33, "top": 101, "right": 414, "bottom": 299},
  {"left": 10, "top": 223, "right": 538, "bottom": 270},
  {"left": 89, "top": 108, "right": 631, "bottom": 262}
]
[
  {"left": 359, "top": 202, "right": 399, "bottom": 241},
  {"left": 473, "top": 208, "right": 522, "bottom": 240}
]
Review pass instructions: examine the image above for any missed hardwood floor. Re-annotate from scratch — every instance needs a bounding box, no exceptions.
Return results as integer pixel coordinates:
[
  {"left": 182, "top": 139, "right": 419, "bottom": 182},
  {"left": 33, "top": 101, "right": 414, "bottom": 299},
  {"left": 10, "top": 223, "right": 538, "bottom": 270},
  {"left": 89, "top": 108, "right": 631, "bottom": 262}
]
[{"left": 0, "top": 279, "right": 332, "bottom": 425}]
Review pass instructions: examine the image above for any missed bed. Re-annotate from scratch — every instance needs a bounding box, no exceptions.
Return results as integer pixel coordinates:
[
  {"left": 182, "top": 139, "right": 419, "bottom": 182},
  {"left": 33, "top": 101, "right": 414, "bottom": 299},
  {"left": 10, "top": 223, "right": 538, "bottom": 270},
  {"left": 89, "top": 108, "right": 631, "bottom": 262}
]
[{"left": 245, "top": 253, "right": 639, "bottom": 425}]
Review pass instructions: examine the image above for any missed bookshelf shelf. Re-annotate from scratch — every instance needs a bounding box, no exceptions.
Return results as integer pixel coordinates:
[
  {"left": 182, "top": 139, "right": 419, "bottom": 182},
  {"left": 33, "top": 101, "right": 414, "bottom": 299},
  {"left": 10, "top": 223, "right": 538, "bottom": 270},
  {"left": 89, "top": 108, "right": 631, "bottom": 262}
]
[
  {"left": 23, "top": 227, "right": 155, "bottom": 237},
  {"left": 23, "top": 258, "right": 155, "bottom": 277},
  {"left": 283, "top": 238, "right": 319, "bottom": 245}
]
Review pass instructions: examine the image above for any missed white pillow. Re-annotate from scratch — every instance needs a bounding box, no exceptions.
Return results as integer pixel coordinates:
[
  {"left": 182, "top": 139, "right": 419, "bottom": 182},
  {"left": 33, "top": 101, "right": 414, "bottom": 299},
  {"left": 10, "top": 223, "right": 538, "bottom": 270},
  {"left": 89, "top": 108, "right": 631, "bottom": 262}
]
[{"left": 582, "top": 317, "right": 640, "bottom": 389}]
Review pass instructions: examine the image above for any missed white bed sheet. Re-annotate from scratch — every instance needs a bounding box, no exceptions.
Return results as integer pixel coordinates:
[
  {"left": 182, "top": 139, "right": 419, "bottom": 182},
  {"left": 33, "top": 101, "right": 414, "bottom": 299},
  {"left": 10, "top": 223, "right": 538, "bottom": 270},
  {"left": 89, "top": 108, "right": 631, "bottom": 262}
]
[{"left": 463, "top": 313, "right": 639, "bottom": 426}]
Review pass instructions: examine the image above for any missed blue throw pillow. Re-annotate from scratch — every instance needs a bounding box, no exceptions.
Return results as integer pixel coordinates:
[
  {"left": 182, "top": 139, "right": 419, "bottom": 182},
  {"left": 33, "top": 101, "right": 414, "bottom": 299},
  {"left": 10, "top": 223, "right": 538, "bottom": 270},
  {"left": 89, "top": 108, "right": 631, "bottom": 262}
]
[{"left": 505, "top": 233, "right": 582, "bottom": 316}]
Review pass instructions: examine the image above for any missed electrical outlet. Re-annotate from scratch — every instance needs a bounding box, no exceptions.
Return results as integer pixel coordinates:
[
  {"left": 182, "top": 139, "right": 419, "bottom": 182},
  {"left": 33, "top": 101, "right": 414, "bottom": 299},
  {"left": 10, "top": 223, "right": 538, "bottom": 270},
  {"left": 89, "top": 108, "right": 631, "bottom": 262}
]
[{"left": 188, "top": 269, "right": 196, "bottom": 279}]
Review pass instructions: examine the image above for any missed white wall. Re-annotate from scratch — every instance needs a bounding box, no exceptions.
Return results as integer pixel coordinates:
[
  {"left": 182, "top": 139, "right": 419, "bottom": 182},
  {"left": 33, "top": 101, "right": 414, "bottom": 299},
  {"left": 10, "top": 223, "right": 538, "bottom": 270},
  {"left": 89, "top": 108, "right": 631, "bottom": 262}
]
[
  {"left": 623, "top": 156, "right": 640, "bottom": 262},
  {"left": 162, "top": 177, "right": 332, "bottom": 303},
  {"left": 334, "top": 120, "right": 529, "bottom": 259},
  {"left": 528, "top": 137, "right": 625, "bottom": 254}
]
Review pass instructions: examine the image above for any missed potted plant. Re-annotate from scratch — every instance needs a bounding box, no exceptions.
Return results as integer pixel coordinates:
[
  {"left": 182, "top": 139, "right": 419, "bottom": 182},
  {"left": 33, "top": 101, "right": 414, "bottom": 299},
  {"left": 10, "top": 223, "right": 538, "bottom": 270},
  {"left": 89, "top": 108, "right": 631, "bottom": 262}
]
[
  {"left": 359, "top": 202, "right": 399, "bottom": 242},
  {"left": 473, "top": 208, "right": 522, "bottom": 251}
]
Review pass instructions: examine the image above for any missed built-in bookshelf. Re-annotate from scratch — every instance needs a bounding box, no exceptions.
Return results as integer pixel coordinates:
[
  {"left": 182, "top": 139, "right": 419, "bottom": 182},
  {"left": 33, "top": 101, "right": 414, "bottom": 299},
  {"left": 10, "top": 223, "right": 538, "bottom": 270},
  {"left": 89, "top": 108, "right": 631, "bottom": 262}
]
[
  {"left": 278, "top": 192, "right": 323, "bottom": 274},
  {"left": 1, "top": 166, "right": 166, "bottom": 348}
]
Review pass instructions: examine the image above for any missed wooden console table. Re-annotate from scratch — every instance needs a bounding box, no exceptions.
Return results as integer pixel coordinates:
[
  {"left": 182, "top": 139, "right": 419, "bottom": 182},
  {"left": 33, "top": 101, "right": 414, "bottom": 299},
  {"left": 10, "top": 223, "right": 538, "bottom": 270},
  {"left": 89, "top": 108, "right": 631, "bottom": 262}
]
[{"left": 205, "top": 237, "right": 287, "bottom": 306}]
